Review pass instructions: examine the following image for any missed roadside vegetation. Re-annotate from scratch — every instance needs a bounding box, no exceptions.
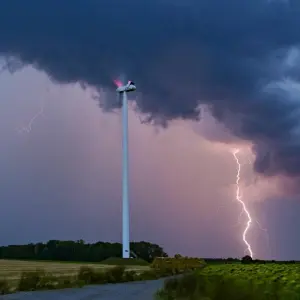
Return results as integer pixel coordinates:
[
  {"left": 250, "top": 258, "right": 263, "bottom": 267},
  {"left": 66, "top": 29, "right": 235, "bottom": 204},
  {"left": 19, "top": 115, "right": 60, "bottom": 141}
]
[
  {"left": 0, "top": 255, "right": 205, "bottom": 295},
  {"left": 156, "top": 257, "right": 300, "bottom": 300}
]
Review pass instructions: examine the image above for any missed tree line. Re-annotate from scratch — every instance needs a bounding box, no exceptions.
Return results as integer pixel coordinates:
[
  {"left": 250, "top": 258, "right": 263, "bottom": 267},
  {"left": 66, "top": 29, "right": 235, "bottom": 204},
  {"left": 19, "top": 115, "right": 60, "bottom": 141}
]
[
  {"left": 204, "top": 256, "right": 300, "bottom": 264},
  {"left": 0, "top": 240, "right": 168, "bottom": 263}
]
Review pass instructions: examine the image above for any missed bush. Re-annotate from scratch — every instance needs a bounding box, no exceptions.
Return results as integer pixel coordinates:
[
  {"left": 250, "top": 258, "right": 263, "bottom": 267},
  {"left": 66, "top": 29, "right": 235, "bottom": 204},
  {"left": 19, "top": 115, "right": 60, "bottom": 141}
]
[
  {"left": 151, "top": 257, "right": 205, "bottom": 276},
  {"left": 100, "top": 257, "right": 149, "bottom": 266},
  {"left": 77, "top": 266, "right": 107, "bottom": 284},
  {"left": 241, "top": 255, "right": 253, "bottom": 264},
  {"left": 90, "top": 271, "right": 107, "bottom": 284},
  {"left": 0, "top": 279, "right": 10, "bottom": 295},
  {"left": 105, "top": 266, "right": 126, "bottom": 283},
  {"left": 56, "top": 276, "right": 80, "bottom": 289},
  {"left": 37, "top": 273, "right": 58, "bottom": 290},
  {"left": 78, "top": 266, "right": 96, "bottom": 284},
  {"left": 77, "top": 265, "right": 166, "bottom": 285},
  {"left": 123, "top": 270, "right": 138, "bottom": 282},
  {"left": 77, "top": 265, "right": 168, "bottom": 285},
  {"left": 139, "top": 269, "right": 160, "bottom": 280},
  {"left": 18, "top": 269, "right": 46, "bottom": 291},
  {"left": 156, "top": 273, "right": 258, "bottom": 300},
  {"left": 18, "top": 269, "right": 81, "bottom": 292}
]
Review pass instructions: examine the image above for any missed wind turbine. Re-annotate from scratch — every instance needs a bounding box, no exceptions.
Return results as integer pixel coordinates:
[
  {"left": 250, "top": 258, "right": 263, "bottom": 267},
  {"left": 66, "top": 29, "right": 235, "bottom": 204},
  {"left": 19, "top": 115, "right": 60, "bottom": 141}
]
[{"left": 114, "top": 78, "right": 136, "bottom": 258}]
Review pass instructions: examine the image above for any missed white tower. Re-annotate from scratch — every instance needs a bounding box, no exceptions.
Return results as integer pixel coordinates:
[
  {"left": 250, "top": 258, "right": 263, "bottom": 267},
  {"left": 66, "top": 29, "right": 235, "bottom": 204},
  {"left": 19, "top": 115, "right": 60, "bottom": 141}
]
[{"left": 116, "top": 80, "right": 136, "bottom": 258}]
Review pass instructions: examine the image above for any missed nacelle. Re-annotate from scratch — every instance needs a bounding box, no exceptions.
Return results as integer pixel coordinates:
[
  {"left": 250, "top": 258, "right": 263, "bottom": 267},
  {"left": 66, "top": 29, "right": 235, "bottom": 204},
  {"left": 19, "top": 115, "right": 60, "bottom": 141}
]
[{"left": 116, "top": 81, "right": 136, "bottom": 93}]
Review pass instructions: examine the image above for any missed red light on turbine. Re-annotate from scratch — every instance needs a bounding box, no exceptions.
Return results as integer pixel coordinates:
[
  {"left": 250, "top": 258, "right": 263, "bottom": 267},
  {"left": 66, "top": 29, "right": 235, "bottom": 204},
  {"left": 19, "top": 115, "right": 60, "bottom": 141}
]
[{"left": 113, "top": 79, "right": 123, "bottom": 87}]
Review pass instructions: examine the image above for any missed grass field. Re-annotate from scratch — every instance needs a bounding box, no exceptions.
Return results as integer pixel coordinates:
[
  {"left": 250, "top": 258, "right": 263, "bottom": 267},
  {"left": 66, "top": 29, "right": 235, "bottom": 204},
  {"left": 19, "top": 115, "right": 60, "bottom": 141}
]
[
  {"left": 0, "top": 259, "right": 150, "bottom": 287},
  {"left": 202, "top": 263, "right": 300, "bottom": 285},
  {"left": 157, "top": 263, "right": 300, "bottom": 300}
]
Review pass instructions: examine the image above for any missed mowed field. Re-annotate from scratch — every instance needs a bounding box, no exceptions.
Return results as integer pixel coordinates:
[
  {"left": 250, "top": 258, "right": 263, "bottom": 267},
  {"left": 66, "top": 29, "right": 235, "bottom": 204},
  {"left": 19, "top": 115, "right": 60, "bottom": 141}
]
[{"left": 0, "top": 259, "right": 150, "bottom": 287}]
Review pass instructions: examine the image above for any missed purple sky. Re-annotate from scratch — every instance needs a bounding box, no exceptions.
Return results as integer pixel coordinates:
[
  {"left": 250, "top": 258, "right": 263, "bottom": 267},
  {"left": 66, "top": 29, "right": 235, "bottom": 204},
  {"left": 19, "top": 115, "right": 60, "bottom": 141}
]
[{"left": 1, "top": 65, "right": 300, "bottom": 260}]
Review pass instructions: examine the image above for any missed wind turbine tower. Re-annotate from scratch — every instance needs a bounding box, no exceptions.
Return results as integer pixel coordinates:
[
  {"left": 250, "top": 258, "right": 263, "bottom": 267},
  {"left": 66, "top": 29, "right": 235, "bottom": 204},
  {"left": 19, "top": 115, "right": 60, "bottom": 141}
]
[{"left": 115, "top": 79, "right": 136, "bottom": 258}]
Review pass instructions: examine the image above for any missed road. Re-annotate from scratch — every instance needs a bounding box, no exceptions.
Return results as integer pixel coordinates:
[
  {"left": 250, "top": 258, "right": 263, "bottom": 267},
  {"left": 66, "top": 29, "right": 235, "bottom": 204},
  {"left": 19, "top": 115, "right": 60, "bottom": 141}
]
[{"left": 0, "top": 278, "right": 165, "bottom": 300}]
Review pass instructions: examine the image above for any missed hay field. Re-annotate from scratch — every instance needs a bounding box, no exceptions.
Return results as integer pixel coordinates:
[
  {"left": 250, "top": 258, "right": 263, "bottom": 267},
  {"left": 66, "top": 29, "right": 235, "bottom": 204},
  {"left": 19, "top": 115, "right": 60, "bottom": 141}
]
[{"left": 0, "top": 259, "right": 149, "bottom": 285}]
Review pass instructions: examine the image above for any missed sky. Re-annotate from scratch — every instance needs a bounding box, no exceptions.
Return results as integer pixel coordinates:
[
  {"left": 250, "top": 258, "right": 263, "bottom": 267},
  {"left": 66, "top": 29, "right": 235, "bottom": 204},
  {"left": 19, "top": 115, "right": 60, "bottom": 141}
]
[{"left": 1, "top": 0, "right": 300, "bottom": 260}]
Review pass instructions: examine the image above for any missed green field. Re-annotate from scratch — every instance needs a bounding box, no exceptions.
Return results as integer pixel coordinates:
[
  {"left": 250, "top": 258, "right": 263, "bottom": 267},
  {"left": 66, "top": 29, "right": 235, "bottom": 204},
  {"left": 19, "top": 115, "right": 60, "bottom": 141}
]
[
  {"left": 157, "top": 263, "right": 300, "bottom": 300},
  {"left": 202, "top": 263, "right": 300, "bottom": 285},
  {"left": 0, "top": 259, "right": 149, "bottom": 287}
]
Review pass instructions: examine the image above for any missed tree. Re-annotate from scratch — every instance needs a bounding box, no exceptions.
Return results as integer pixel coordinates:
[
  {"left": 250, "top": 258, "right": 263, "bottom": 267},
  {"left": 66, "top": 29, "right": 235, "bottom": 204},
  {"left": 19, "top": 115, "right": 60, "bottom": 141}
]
[
  {"left": 241, "top": 255, "right": 253, "bottom": 264},
  {"left": 0, "top": 240, "right": 168, "bottom": 263}
]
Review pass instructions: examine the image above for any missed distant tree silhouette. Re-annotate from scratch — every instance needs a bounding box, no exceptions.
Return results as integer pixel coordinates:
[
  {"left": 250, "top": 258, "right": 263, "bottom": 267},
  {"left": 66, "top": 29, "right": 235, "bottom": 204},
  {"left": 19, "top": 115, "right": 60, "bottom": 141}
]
[
  {"left": 241, "top": 255, "right": 253, "bottom": 264},
  {"left": 0, "top": 240, "right": 168, "bottom": 263}
]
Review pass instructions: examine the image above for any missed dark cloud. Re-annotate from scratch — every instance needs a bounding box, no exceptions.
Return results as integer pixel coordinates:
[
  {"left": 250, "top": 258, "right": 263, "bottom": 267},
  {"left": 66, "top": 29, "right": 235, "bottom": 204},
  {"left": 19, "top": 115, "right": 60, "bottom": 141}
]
[{"left": 1, "top": 0, "right": 300, "bottom": 177}]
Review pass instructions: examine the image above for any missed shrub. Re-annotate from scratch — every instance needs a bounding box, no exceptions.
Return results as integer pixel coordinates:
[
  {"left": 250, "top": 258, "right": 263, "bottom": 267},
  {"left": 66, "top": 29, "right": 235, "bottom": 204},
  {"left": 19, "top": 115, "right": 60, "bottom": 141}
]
[
  {"left": 57, "top": 276, "right": 85, "bottom": 289},
  {"left": 77, "top": 266, "right": 107, "bottom": 284},
  {"left": 77, "top": 265, "right": 166, "bottom": 285},
  {"left": 56, "top": 276, "right": 76, "bottom": 289},
  {"left": 0, "top": 279, "right": 10, "bottom": 295},
  {"left": 156, "top": 273, "right": 263, "bottom": 300},
  {"left": 78, "top": 266, "right": 96, "bottom": 284},
  {"left": 90, "top": 271, "right": 108, "bottom": 284},
  {"left": 18, "top": 269, "right": 46, "bottom": 291},
  {"left": 123, "top": 270, "right": 138, "bottom": 282},
  {"left": 156, "top": 274, "right": 198, "bottom": 299},
  {"left": 241, "top": 255, "right": 253, "bottom": 264},
  {"left": 139, "top": 269, "right": 160, "bottom": 280},
  {"left": 18, "top": 269, "right": 77, "bottom": 291},
  {"left": 105, "top": 266, "right": 126, "bottom": 283},
  {"left": 101, "top": 257, "right": 149, "bottom": 266},
  {"left": 37, "top": 273, "right": 58, "bottom": 290},
  {"left": 151, "top": 257, "right": 205, "bottom": 275}
]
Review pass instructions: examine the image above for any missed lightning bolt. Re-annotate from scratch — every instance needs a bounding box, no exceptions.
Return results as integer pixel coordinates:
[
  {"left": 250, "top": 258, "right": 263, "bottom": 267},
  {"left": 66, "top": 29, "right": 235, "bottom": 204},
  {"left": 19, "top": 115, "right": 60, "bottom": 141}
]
[
  {"left": 232, "top": 148, "right": 254, "bottom": 258},
  {"left": 17, "top": 101, "right": 45, "bottom": 134}
]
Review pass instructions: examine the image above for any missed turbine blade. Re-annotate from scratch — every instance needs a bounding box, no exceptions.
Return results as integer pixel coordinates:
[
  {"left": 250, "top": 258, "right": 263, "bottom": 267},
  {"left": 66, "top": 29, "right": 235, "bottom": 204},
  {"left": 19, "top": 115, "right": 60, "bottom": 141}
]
[{"left": 120, "top": 74, "right": 126, "bottom": 86}]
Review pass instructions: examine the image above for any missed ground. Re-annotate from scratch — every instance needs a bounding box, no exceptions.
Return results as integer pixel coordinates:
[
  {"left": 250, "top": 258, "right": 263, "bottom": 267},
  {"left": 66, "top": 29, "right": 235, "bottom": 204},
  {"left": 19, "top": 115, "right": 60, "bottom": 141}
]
[
  {"left": 0, "top": 279, "right": 165, "bottom": 300},
  {"left": 0, "top": 259, "right": 149, "bottom": 289}
]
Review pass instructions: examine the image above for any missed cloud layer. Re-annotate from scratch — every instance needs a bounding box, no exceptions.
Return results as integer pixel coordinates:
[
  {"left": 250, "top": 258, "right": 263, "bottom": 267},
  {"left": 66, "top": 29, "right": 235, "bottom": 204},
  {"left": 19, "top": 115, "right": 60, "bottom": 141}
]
[{"left": 1, "top": 0, "right": 300, "bottom": 177}]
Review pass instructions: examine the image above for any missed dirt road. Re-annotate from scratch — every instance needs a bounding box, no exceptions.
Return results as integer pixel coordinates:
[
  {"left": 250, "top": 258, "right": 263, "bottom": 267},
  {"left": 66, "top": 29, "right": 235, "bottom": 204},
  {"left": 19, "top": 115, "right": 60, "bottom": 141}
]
[{"left": 0, "top": 278, "right": 165, "bottom": 300}]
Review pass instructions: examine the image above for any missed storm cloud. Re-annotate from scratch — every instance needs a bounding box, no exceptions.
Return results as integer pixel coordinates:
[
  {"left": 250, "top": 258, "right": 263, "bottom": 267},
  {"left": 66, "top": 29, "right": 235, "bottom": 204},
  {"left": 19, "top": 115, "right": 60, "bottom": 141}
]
[{"left": 1, "top": 0, "right": 300, "bottom": 177}]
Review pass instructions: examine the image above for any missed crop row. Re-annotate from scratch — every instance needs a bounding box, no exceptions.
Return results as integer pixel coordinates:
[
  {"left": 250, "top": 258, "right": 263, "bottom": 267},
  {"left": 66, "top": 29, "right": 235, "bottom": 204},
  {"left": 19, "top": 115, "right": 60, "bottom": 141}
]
[
  {"left": 156, "top": 263, "right": 300, "bottom": 300},
  {"left": 202, "top": 264, "right": 300, "bottom": 285}
]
